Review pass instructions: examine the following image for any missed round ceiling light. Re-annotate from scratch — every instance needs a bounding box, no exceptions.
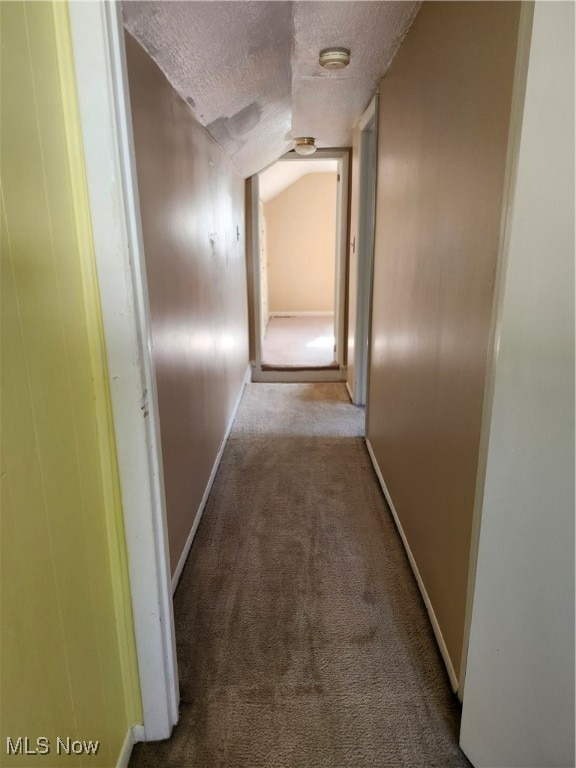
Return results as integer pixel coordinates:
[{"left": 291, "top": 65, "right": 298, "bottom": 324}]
[
  {"left": 319, "top": 47, "right": 350, "bottom": 70},
  {"left": 294, "top": 137, "right": 317, "bottom": 156}
]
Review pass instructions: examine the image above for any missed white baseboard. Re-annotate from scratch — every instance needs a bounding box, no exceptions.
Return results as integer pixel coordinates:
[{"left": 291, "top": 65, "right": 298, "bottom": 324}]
[
  {"left": 345, "top": 380, "right": 354, "bottom": 402},
  {"left": 116, "top": 728, "right": 133, "bottom": 768},
  {"left": 365, "top": 438, "right": 459, "bottom": 693},
  {"left": 269, "top": 311, "right": 334, "bottom": 317},
  {"left": 116, "top": 724, "right": 146, "bottom": 767},
  {"left": 171, "top": 365, "right": 251, "bottom": 594}
]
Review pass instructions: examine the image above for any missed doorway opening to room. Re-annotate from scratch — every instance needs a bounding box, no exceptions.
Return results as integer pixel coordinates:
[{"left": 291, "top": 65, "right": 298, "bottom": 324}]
[{"left": 250, "top": 150, "right": 349, "bottom": 382}]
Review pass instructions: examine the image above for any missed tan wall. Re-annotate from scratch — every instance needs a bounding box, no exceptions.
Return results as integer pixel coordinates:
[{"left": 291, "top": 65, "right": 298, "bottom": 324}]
[
  {"left": 367, "top": 1, "right": 520, "bottom": 682},
  {"left": 125, "top": 33, "right": 249, "bottom": 575},
  {"left": 346, "top": 124, "right": 361, "bottom": 398},
  {"left": 265, "top": 173, "right": 337, "bottom": 313}
]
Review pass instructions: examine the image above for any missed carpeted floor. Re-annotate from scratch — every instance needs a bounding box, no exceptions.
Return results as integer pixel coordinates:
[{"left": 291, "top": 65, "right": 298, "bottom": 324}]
[
  {"left": 130, "top": 383, "right": 471, "bottom": 768},
  {"left": 262, "top": 315, "right": 336, "bottom": 368}
]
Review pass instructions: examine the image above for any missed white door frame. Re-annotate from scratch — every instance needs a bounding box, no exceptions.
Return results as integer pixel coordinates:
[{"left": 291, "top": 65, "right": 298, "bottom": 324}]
[
  {"left": 251, "top": 149, "right": 349, "bottom": 383},
  {"left": 258, "top": 200, "right": 269, "bottom": 347},
  {"left": 353, "top": 96, "right": 379, "bottom": 407},
  {"left": 69, "top": 1, "right": 178, "bottom": 741}
]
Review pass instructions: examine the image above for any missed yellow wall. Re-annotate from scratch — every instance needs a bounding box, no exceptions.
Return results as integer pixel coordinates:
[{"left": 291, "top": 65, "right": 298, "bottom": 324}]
[
  {"left": 265, "top": 173, "right": 337, "bottom": 313},
  {"left": 1, "top": 3, "right": 142, "bottom": 766}
]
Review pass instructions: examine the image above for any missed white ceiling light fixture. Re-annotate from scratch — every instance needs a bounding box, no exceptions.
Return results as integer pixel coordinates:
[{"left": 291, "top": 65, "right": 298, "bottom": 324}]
[
  {"left": 294, "top": 137, "right": 317, "bottom": 156},
  {"left": 319, "top": 47, "right": 351, "bottom": 70}
]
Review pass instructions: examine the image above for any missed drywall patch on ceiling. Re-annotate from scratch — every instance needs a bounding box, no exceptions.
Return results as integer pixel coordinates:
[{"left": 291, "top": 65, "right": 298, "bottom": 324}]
[
  {"left": 259, "top": 159, "right": 338, "bottom": 203},
  {"left": 123, "top": 0, "right": 293, "bottom": 176},
  {"left": 123, "top": 2, "right": 293, "bottom": 124},
  {"left": 207, "top": 102, "right": 263, "bottom": 155},
  {"left": 122, "top": 1, "right": 420, "bottom": 178}
]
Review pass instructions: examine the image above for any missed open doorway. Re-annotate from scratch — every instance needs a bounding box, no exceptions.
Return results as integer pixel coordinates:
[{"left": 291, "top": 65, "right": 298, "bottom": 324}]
[
  {"left": 259, "top": 159, "right": 338, "bottom": 369},
  {"left": 251, "top": 150, "right": 349, "bottom": 382}
]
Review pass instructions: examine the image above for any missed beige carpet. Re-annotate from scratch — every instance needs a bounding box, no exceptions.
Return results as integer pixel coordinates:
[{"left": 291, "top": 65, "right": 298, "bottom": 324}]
[
  {"left": 262, "top": 315, "right": 336, "bottom": 368},
  {"left": 130, "top": 383, "right": 471, "bottom": 768}
]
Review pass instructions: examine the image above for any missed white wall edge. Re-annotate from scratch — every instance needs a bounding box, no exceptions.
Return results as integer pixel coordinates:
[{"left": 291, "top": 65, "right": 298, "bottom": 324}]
[
  {"left": 345, "top": 381, "right": 354, "bottom": 402},
  {"left": 365, "top": 438, "right": 459, "bottom": 693},
  {"left": 359, "top": 93, "right": 378, "bottom": 132},
  {"left": 268, "top": 311, "right": 335, "bottom": 317},
  {"left": 171, "top": 364, "right": 251, "bottom": 593},
  {"left": 69, "top": 1, "right": 178, "bottom": 741},
  {"left": 458, "top": 1, "right": 535, "bottom": 701},
  {"left": 460, "top": 4, "right": 575, "bottom": 764}
]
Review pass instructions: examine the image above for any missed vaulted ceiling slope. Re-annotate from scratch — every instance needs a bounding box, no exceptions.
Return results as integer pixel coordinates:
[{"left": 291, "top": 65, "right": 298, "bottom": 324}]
[
  {"left": 122, "top": 1, "right": 420, "bottom": 178},
  {"left": 259, "top": 159, "right": 338, "bottom": 203}
]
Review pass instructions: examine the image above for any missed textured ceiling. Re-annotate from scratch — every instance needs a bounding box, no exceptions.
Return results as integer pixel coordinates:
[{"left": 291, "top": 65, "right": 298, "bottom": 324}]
[{"left": 122, "top": 1, "right": 420, "bottom": 178}]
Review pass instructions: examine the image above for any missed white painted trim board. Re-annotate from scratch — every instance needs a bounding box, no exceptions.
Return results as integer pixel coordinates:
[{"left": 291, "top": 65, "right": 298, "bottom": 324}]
[
  {"left": 171, "top": 365, "right": 251, "bottom": 593},
  {"left": 365, "top": 438, "right": 459, "bottom": 692},
  {"left": 69, "top": 1, "right": 178, "bottom": 741},
  {"left": 116, "top": 729, "right": 133, "bottom": 768},
  {"left": 345, "top": 380, "right": 354, "bottom": 403},
  {"left": 116, "top": 726, "right": 144, "bottom": 768},
  {"left": 251, "top": 175, "right": 264, "bottom": 363}
]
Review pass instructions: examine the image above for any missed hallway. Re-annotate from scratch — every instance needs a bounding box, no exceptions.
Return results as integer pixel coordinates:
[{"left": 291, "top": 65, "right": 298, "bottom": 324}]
[
  {"left": 130, "top": 384, "right": 470, "bottom": 768},
  {"left": 2, "top": 2, "right": 573, "bottom": 766}
]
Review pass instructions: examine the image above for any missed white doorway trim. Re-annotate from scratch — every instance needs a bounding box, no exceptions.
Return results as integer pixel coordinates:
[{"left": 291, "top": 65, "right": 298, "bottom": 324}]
[
  {"left": 69, "top": 1, "right": 178, "bottom": 741},
  {"left": 353, "top": 96, "right": 379, "bottom": 407},
  {"left": 250, "top": 149, "right": 349, "bottom": 382}
]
